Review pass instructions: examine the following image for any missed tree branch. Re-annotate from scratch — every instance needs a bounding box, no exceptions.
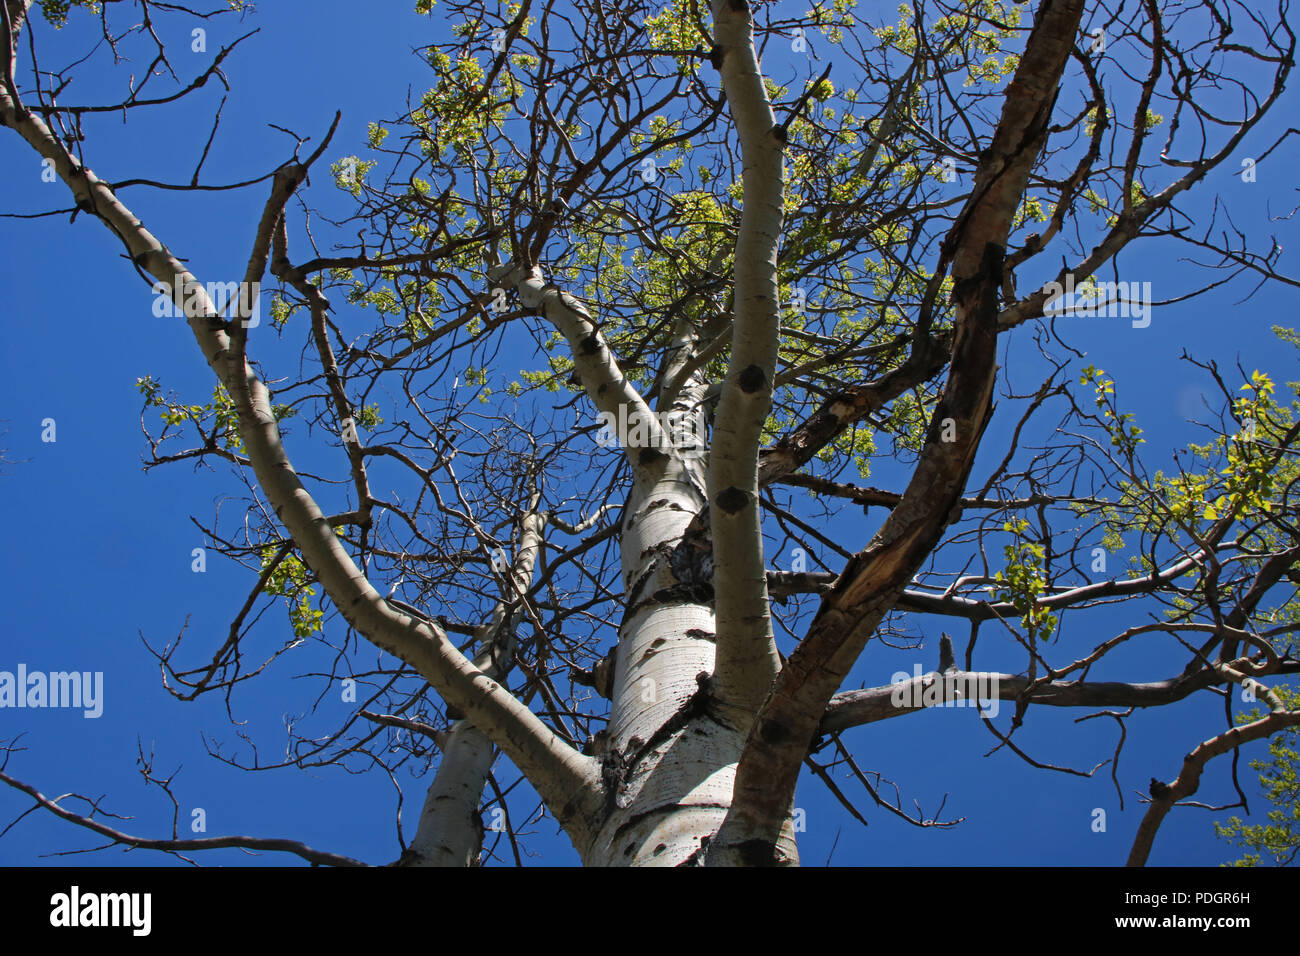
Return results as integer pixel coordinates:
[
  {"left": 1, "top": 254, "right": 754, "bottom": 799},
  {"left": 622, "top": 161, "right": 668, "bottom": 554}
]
[
  {"left": 710, "top": 0, "right": 1089, "bottom": 865},
  {"left": 0, "top": 50, "right": 605, "bottom": 850},
  {"left": 707, "top": 0, "right": 785, "bottom": 723}
]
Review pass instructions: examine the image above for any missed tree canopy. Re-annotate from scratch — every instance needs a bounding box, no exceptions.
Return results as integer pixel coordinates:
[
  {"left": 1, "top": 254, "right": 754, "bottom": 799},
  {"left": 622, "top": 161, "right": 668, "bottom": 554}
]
[{"left": 1, "top": 0, "right": 1298, "bottom": 867}]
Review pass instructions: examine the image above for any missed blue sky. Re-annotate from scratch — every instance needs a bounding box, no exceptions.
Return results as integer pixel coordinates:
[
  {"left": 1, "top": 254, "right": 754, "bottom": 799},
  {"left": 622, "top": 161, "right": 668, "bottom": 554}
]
[{"left": 0, "top": 1, "right": 1297, "bottom": 867}]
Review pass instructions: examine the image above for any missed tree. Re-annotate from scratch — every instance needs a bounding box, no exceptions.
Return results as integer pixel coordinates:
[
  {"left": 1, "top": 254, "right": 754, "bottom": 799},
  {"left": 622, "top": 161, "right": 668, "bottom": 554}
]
[{"left": 1, "top": 0, "right": 1297, "bottom": 867}]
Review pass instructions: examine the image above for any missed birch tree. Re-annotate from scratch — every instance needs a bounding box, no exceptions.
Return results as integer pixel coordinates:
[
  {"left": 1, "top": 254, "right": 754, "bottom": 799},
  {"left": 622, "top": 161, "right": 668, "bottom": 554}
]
[{"left": 2, "top": 0, "right": 1298, "bottom": 867}]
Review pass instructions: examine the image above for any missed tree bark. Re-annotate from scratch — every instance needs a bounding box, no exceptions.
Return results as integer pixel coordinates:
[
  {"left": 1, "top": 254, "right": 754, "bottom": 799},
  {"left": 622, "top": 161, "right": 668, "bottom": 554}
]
[{"left": 401, "top": 508, "right": 547, "bottom": 866}]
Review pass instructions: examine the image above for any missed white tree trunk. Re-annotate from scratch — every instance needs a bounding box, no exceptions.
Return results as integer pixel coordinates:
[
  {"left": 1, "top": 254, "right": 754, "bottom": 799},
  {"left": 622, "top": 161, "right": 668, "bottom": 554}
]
[
  {"left": 585, "top": 450, "right": 723, "bottom": 865},
  {"left": 403, "top": 721, "right": 494, "bottom": 866},
  {"left": 582, "top": 436, "right": 798, "bottom": 865},
  {"left": 401, "top": 509, "right": 548, "bottom": 865}
]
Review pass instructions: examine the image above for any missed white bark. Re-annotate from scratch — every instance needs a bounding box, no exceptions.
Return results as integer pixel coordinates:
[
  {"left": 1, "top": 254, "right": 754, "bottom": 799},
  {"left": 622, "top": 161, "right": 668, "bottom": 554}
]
[
  {"left": 487, "top": 261, "right": 671, "bottom": 474},
  {"left": 402, "top": 508, "right": 547, "bottom": 866},
  {"left": 585, "top": 449, "right": 739, "bottom": 866},
  {"left": 705, "top": 0, "right": 784, "bottom": 723},
  {"left": 403, "top": 721, "right": 494, "bottom": 867},
  {"left": 485, "top": 3, "right": 800, "bottom": 866}
]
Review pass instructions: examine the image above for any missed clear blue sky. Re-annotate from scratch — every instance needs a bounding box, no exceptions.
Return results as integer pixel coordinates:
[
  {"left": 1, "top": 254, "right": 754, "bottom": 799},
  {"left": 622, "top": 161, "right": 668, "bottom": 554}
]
[{"left": 0, "top": 1, "right": 1296, "bottom": 867}]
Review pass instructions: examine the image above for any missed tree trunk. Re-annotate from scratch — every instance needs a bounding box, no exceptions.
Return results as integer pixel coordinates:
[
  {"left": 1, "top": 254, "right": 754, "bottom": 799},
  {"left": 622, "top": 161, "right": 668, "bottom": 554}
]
[
  {"left": 402, "top": 721, "right": 494, "bottom": 866},
  {"left": 582, "top": 427, "right": 797, "bottom": 865}
]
